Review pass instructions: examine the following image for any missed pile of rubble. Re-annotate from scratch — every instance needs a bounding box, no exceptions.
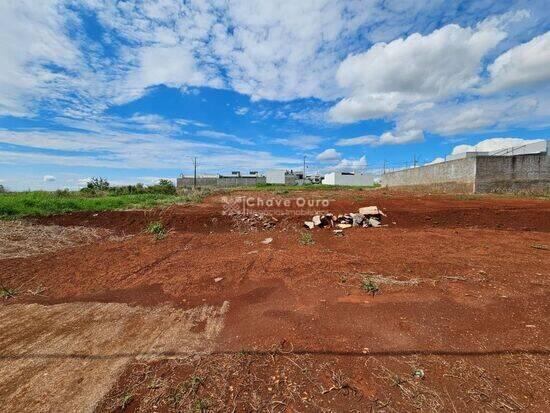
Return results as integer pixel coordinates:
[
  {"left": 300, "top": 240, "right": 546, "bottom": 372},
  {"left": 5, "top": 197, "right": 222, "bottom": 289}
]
[
  {"left": 304, "top": 206, "right": 387, "bottom": 233},
  {"left": 228, "top": 212, "right": 279, "bottom": 231}
]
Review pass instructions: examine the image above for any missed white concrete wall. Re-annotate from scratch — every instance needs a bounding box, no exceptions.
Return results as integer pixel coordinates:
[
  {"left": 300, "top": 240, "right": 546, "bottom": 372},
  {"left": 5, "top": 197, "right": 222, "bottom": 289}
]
[
  {"left": 323, "top": 172, "right": 374, "bottom": 186},
  {"left": 266, "top": 170, "right": 286, "bottom": 184}
]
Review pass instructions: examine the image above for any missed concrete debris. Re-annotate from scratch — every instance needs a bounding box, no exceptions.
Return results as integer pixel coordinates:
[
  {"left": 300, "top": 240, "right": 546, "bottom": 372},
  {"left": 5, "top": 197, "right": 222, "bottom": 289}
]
[
  {"left": 228, "top": 212, "right": 278, "bottom": 231},
  {"left": 337, "top": 223, "right": 352, "bottom": 229},
  {"left": 261, "top": 237, "right": 273, "bottom": 244},
  {"left": 359, "top": 206, "right": 386, "bottom": 217},
  {"left": 333, "top": 229, "right": 344, "bottom": 236},
  {"left": 304, "top": 205, "right": 387, "bottom": 232},
  {"left": 304, "top": 221, "right": 315, "bottom": 229},
  {"left": 368, "top": 217, "right": 381, "bottom": 227},
  {"left": 214, "top": 277, "right": 224, "bottom": 283}
]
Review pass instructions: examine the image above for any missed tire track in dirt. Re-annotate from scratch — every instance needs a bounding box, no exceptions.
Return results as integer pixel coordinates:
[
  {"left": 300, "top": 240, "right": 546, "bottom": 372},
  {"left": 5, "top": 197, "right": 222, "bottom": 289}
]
[{"left": 0, "top": 301, "right": 229, "bottom": 413}]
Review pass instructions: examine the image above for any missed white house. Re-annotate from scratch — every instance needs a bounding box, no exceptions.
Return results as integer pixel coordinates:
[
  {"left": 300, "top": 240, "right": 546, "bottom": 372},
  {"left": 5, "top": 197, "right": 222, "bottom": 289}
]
[{"left": 323, "top": 171, "right": 374, "bottom": 186}]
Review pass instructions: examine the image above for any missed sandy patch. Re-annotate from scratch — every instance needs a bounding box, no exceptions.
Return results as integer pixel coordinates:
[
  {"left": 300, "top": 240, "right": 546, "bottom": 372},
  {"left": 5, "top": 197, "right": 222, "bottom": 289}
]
[{"left": 0, "top": 301, "right": 229, "bottom": 412}]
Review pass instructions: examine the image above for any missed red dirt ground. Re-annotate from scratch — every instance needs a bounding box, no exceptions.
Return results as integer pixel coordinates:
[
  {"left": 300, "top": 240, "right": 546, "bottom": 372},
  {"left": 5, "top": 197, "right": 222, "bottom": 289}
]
[{"left": 2, "top": 189, "right": 549, "bottom": 412}]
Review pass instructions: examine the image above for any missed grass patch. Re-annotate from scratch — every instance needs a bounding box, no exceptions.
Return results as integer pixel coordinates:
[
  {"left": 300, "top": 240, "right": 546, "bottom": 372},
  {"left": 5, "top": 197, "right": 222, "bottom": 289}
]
[
  {"left": 361, "top": 278, "right": 380, "bottom": 296},
  {"left": 0, "top": 286, "right": 17, "bottom": 299},
  {"left": 0, "top": 189, "right": 209, "bottom": 219},
  {"left": 146, "top": 221, "right": 167, "bottom": 240},
  {"left": 119, "top": 391, "right": 133, "bottom": 410},
  {"left": 299, "top": 231, "right": 314, "bottom": 245}
]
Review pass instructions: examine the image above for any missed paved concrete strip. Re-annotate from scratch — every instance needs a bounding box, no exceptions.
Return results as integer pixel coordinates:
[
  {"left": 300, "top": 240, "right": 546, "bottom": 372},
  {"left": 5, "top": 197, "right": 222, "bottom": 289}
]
[{"left": 0, "top": 301, "right": 229, "bottom": 413}]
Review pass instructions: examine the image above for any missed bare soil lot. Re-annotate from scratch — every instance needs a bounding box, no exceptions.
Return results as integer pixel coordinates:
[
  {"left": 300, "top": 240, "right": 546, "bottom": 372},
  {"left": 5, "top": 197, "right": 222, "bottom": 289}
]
[{"left": 1, "top": 189, "right": 549, "bottom": 412}]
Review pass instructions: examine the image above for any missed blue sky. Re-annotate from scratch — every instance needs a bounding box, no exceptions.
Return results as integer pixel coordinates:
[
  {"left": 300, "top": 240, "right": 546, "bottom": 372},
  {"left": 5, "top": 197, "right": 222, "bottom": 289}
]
[{"left": 0, "top": 0, "right": 549, "bottom": 190}]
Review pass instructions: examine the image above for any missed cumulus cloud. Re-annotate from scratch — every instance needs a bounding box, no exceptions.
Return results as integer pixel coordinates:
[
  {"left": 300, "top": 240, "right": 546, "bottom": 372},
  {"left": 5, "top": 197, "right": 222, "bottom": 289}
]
[
  {"left": 378, "top": 129, "right": 425, "bottom": 145},
  {"left": 399, "top": 94, "right": 546, "bottom": 136},
  {"left": 424, "top": 157, "right": 445, "bottom": 165},
  {"left": 43, "top": 175, "right": 56, "bottom": 182},
  {"left": 328, "top": 155, "right": 368, "bottom": 172},
  {"left": 273, "top": 135, "right": 324, "bottom": 150},
  {"left": 484, "top": 31, "right": 550, "bottom": 93},
  {"left": 329, "top": 21, "right": 507, "bottom": 123},
  {"left": 336, "top": 129, "right": 424, "bottom": 146},
  {"left": 118, "top": 45, "right": 219, "bottom": 104},
  {"left": 316, "top": 148, "right": 341, "bottom": 161},
  {"left": 451, "top": 137, "right": 544, "bottom": 154}
]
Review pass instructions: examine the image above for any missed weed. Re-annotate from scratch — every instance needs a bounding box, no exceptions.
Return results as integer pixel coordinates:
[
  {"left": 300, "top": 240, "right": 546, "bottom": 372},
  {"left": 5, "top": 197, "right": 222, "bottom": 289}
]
[
  {"left": 0, "top": 286, "right": 17, "bottom": 299},
  {"left": 362, "top": 278, "right": 379, "bottom": 296},
  {"left": 147, "top": 378, "right": 162, "bottom": 390},
  {"left": 146, "top": 221, "right": 166, "bottom": 240},
  {"left": 194, "top": 398, "right": 209, "bottom": 412},
  {"left": 120, "top": 391, "right": 133, "bottom": 411},
  {"left": 299, "top": 231, "right": 314, "bottom": 245},
  {"left": 188, "top": 376, "right": 204, "bottom": 393}
]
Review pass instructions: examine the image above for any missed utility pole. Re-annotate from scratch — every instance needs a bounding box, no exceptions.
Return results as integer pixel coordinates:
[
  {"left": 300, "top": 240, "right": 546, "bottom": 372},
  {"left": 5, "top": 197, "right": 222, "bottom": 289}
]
[
  {"left": 303, "top": 155, "right": 306, "bottom": 183},
  {"left": 383, "top": 160, "right": 386, "bottom": 174},
  {"left": 192, "top": 157, "right": 197, "bottom": 188},
  {"left": 413, "top": 155, "right": 418, "bottom": 168}
]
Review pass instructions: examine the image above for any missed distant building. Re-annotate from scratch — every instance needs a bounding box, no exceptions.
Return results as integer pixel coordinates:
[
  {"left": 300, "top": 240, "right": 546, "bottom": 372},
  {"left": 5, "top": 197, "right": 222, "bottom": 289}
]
[
  {"left": 323, "top": 171, "right": 374, "bottom": 186},
  {"left": 265, "top": 170, "right": 304, "bottom": 185},
  {"left": 177, "top": 171, "right": 266, "bottom": 188}
]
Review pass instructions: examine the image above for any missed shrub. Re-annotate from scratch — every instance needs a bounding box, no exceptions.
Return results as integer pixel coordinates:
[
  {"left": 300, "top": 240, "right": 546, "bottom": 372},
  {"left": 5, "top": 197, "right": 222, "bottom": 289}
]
[
  {"left": 147, "top": 221, "right": 167, "bottom": 240},
  {"left": 147, "top": 179, "right": 176, "bottom": 195},
  {"left": 299, "top": 231, "right": 314, "bottom": 245},
  {"left": 0, "top": 286, "right": 17, "bottom": 299},
  {"left": 362, "top": 278, "right": 379, "bottom": 296},
  {"left": 86, "top": 177, "right": 110, "bottom": 191}
]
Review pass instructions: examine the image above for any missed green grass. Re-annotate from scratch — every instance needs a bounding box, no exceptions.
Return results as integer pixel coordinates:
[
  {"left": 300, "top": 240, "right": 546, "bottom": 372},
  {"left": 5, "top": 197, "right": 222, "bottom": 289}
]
[
  {"left": 299, "top": 231, "right": 314, "bottom": 245},
  {"left": 361, "top": 278, "right": 380, "bottom": 296},
  {"left": 146, "top": 221, "right": 167, "bottom": 240},
  {"left": 0, "top": 190, "right": 206, "bottom": 219}
]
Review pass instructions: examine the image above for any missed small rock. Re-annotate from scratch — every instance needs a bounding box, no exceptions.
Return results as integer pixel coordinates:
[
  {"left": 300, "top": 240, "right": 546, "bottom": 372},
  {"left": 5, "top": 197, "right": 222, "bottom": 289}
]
[
  {"left": 214, "top": 277, "right": 223, "bottom": 283},
  {"left": 261, "top": 237, "right": 273, "bottom": 244},
  {"left": 312, "top": 215, "right": 322, "bottom": 226},
  {"left": 333, "top": 229, "right": 344, "bottom": 236}
]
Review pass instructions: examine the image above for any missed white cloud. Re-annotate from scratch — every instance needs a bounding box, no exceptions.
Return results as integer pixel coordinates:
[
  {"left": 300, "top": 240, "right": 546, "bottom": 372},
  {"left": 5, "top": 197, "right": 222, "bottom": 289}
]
[
  {"left": 328, "top": 155, "right": 368, "bottom": 172},
  {"left": 43, "top": 175, "right": 56, "bottom": 182},
  {"left": 336, "top": 129, "right": 424, "bottom": 147},
  {"left": 424, "top": 157, "right": 445, "bottom": 165},
  {"left": 273, "top": 135, "right": 324, "bottom": 150},
  {"left": 336, "top": 135, "right": 378, "bottom": 146},
  {"left": 0, "top": 1, "right": 80, "bottom": 116},
  {"left": 0, "top": 128, "right": 294, "bottom": 171},
  {"left": 196, "top": 130, "right": 253, "bottom": 145},
  {"left": 400, "top": 94, "right": 548, "bottom": 136},
  {"left": 329, "top": 21, "right": 507, "bottom": 123},
  {"left": 235, "top": 107, "right": 249, "bottom": 115},
  {"left": 316, "top": 148, "right": 341, "bottom": 161},
  {"left": 484, "top": 31, "right": 550, "bottom": 93},
  {"left": 118, "top": 45, "right": 220, "bottom": 104},
  {"left": 451, "top": 137, "right": 544, "bottom": 154},
  {"left": 378, "top": 129, "right": 425, "bottom": 145}
]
